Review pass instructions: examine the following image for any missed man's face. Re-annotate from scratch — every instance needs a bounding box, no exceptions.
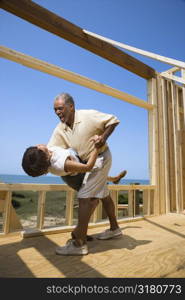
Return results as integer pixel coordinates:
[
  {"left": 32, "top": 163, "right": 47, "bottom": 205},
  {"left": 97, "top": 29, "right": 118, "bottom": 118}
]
[{"left": 54, "top": 98, "right": 74, "bottom": 127}]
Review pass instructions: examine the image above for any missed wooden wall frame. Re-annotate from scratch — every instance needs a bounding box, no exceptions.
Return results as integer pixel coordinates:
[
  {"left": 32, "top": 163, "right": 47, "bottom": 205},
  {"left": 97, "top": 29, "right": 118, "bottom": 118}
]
[{"left": 1, "top": 0, "right": 185, "bottom": 216}]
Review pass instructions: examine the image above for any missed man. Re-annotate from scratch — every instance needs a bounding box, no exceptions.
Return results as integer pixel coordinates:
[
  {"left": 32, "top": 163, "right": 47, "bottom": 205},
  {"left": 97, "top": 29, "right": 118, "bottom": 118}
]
[{"left": 48, "top": 93, "right": 122, "bottom": 255}]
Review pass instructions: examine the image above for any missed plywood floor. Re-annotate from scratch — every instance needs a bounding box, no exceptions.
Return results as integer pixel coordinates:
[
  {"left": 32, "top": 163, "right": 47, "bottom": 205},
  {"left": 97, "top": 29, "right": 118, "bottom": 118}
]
[{"left": 0, "top": 214, "right": 185, "bottom": 278}]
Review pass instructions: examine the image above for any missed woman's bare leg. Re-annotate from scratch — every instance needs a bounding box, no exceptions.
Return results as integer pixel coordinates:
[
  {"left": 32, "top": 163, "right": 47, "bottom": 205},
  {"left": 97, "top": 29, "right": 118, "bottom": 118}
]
[{"left": 107, "top": 170, "right": 127, "bottom": 184}]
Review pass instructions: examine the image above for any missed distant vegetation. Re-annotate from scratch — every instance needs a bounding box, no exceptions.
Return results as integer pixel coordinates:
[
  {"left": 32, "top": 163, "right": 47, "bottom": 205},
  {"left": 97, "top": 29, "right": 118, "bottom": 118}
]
[{"left": 12, "top": 190, "right": 70, "bottom": 219}]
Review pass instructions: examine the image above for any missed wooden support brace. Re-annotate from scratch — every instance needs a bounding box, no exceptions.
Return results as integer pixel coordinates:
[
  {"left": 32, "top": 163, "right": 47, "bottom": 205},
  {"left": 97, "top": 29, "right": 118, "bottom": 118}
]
[
  {"left": 90, "top": 205, "right": 100, "bottom": 224},
  {"left": 3, "top": 191, "right": 12, "bottom": 234},
  {"left": 160, "top": 72, "right": 185, "bottom": 85},
  {"left": 96, "top": 201, "right": 103, "bottom": 222},
  {"left": 162, "top": 67, "right": 180, "bottom": 74},
  {"left": 143, "top": 190, "right": 150, "bottom": 216},
  {"left": 65, "top": 190, "right": 74, "bottom": 226},
  {"left": 110, "top": 190, "right": 118, "bottom": 218},
  {"left": 128, "top": 190, "right": 134, "bottom": 217},
  {"left": 84, "top": 30, "right": 185, "bottom": 69},
  {"left": 0, "top": 46, "right": 154, "bottom": 110},
  {"left": 0, "top": 0, "right": 155, "bottom": 79},
  {"left": 37, "top": 191, "right": 46, "bottom": 230}
]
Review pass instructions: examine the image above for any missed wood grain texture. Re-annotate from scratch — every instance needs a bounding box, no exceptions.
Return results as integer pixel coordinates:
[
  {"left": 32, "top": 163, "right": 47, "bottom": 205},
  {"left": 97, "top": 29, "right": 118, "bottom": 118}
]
[
  {"left": 0, "top": 214, "right": 185, "bottom": 278},
  {"left": 0, "top": 46, "right": 154, "bottom": 110},
  {"left": 0, "top": 0, "right": 155, "bottom": 79}
]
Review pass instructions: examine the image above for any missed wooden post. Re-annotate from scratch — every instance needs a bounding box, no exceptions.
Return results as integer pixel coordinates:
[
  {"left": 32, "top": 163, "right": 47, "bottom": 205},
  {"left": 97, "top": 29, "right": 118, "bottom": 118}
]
[
  {"left": 0, "top": 191, "right": 23, "bottom": 232},
  {"left": 90, "top": 200, "right": 104, "bottom": 223},
  {"left": 110, "top": 190, "right": 118, "bottom": 218},
  {"left": 143, "top": 190, "right": 150, "bottom": 216},
  {"left": 161, "top": 79, "right": 171, "bottom": 213},
  {"left": 181, "top": 69, "right": 185, "bottom": 211},
  {"left": 3, "top": 191, "right": 12, "bottom": 234},
  {"left": 156, "top": 75, "right": 167, "bottom": 214},
  {"left": 65, "top": 190, "right": 74, "bottom": 226},
  {"left": 148, "top": 77, "right": 160, "bottom": 215},
  {"left": 171, "top": 82, "right": 182, "bottom": 213},
  {"left": 0, "top": 200, "right": 5, "bottom": 213},
  {"left": 37, "top": 191, "right": 46, "bottom": 230},
  {"left": 0, "top": 191, "right": 6, "bottom": 213},
  {"left": 166, "top": 81, "right": 176, "bottom": 211},
  {"left": 132, "top": 183, "right": 140, "bottom": 215},
  {"left": 96, "top": 201, "right": 103, "bottom": 222},
  {"left": 176, "top": 86, "right": 184, "bottom": 212},
  {"left": 90, "top": 205, "right": 99, "bottom": 223},
  {"left": 128, "top": 190, "right": 134, "bottom": 217}
]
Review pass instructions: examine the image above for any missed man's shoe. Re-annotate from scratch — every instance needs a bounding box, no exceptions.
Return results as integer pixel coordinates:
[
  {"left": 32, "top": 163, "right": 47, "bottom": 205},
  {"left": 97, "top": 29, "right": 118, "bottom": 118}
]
[
  {"left": 97, "top": 228, "right": 123, "bottom": 240},
  {"left": 86, "top": 235, "right": 94, "bottom": 241},
  {"left": 71, "top": 232, "right": 94, "bottom": 242},
  {"left": 56, "top": 239, "right": 88, "bottom": 255}
]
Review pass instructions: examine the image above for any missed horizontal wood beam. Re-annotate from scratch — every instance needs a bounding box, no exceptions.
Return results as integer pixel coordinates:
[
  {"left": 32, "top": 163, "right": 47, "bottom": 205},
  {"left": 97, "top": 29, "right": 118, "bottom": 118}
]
[
  {"left": 0, "top": 46, "right": 154, "bottom": 110},
  {"left": 22, "top": 216, "right": 146, "bottom": 238},
  {"left": 84, "top": 29, "right": 185, "bottom": 70},
  {"left": 0, "top": 182, "right": 155, "bottom": 192},
  {"left": 162, "top": 67, "right": 180, "bottom": 74},
  {"left": 160, "top": 72, "right": 185, "bottom": 85},
  {"left": 0, "top": 182, "right": 72, "bottom": 192},
  {"left": 0, "top": 0, "right": 155, "bottom": 79}
]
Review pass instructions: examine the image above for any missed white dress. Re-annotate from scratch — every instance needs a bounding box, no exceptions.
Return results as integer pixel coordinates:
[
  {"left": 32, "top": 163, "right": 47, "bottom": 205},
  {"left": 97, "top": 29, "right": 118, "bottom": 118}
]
[
  {"left": 48, "top": 146, "right": 79, "bottom": 176},
  {"left": 48, "top": 146, "right": 103, "bottom": 183}
]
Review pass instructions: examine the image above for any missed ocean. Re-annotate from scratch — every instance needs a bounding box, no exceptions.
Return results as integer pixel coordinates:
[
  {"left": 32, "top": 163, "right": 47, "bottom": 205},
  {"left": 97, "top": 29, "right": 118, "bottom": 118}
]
[{"left": 0, "top": 174, "right": 150, "bottom": 185}]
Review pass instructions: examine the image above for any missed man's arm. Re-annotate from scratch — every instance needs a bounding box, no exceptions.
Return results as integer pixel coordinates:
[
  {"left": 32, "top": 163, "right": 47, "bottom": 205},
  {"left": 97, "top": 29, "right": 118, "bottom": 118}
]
[{"left": 93, "top": 123, "right": 119, "bottom": 148}]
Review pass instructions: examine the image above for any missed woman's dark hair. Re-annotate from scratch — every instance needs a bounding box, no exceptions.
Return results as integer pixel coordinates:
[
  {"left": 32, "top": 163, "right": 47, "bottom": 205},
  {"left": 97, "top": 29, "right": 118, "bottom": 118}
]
[{"left": 22, "top": 146, "right": 50, "bottom": 177}]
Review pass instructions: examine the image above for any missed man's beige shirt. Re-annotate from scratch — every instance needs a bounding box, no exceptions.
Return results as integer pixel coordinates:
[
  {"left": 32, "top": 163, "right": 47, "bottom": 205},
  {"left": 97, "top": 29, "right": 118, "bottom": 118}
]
[{"left": 47, "top": 109, "right": 120, "bottom": 161}]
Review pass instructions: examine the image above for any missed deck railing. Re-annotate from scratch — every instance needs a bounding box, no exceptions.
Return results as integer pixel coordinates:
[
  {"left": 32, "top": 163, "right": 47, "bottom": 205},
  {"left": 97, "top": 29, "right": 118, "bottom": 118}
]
[{"left": 0, "top": 183, "right": 155, "bottom": 237}]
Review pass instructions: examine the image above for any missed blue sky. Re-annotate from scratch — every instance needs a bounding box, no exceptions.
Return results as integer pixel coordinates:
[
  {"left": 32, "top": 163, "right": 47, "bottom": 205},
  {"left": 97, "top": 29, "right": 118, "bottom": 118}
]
[{"left": 0, "top": 0, "right": 185, "bottom": 179}]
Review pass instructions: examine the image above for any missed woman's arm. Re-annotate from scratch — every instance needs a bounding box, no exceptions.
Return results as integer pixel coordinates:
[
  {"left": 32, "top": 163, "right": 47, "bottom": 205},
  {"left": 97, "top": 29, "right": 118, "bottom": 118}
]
[{"left": 64, "top": 148, "right": 98, "bottom": 173}]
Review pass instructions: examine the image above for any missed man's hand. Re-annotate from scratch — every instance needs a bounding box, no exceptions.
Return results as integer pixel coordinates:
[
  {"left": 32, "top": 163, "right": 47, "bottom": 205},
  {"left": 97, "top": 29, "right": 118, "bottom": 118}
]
[
  {"left": 94, "top": 135, "right": 106, "bottom": 148},
  {"left": 89, "top": 135, "right": 106, "bottom": 148},
  {"left": 89, "top": 123, "right": 118, "bottom": 149}
]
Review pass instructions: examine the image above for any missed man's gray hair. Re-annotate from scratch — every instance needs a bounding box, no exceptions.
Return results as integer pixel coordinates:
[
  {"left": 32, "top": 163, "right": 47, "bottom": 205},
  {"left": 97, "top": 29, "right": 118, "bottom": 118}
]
[{"left": 54, "top": 93, "right": 75, "bottom": 106}]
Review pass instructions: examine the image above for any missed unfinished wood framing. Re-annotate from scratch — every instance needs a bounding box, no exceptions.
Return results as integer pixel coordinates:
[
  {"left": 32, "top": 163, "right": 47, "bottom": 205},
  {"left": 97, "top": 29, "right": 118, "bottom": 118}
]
[
  {"left": 65, "top": 190, "right": 74, "bottom": 226},
  {"left": 160, "top": 72, "right": 185, "bottom": 85},
  {"left": 84, "top": 29, "right": 185, "bottom": 69},
  {"left": 0, "top": 46, "right": 153, "bottom": 110},
  {"left": 157, "top": 76, "right": 166, "bottom": 214},
  {"left": 143, "top": 190, "right": 150, "bottom": 215},
  {"left": 0, "top": 0, "right": 155, "bottom": 79},
  {"left": 148, "top": 78, "right": 160, "bottom": 215},
  {"left": 110, "top": 190, "right": 118, "bottom": 218},
  {"left": 3, "top": 191, "right": 12, "bottom": 234},
  {"left": 1, "top": 0, "right": 185, "bottom": 238},
  {"left": 0, "top": 183, "right": 155, "bottom": 192},
  {"left": 181, "top": 69, "right": 185, "bottom": 210},
  {"left": 162, "top": 67, "right": 181, "bottom": 74},
  {"left": 171, "top": 84, "right": 181, "bottom": 213},
  {"left": 161, "top": 79, "right": 170, "bottom": 213},
  {"left": 0, "top": 191, "right": 22, "bottom": 233},
  {"left": 128, "top": 190, "right": 134, "bottom": 217},
  {"left": 90, "top": 208, "right": 98, "bottom": 224},
  {"left": 148, "top": 75, "right": 185, "bottom": 214},
  {"left": 0, "top": 183, "right": 155, "bottom": 236},
  {"left": 37, "top": 191, "right": 46, "bottom": 230}
]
